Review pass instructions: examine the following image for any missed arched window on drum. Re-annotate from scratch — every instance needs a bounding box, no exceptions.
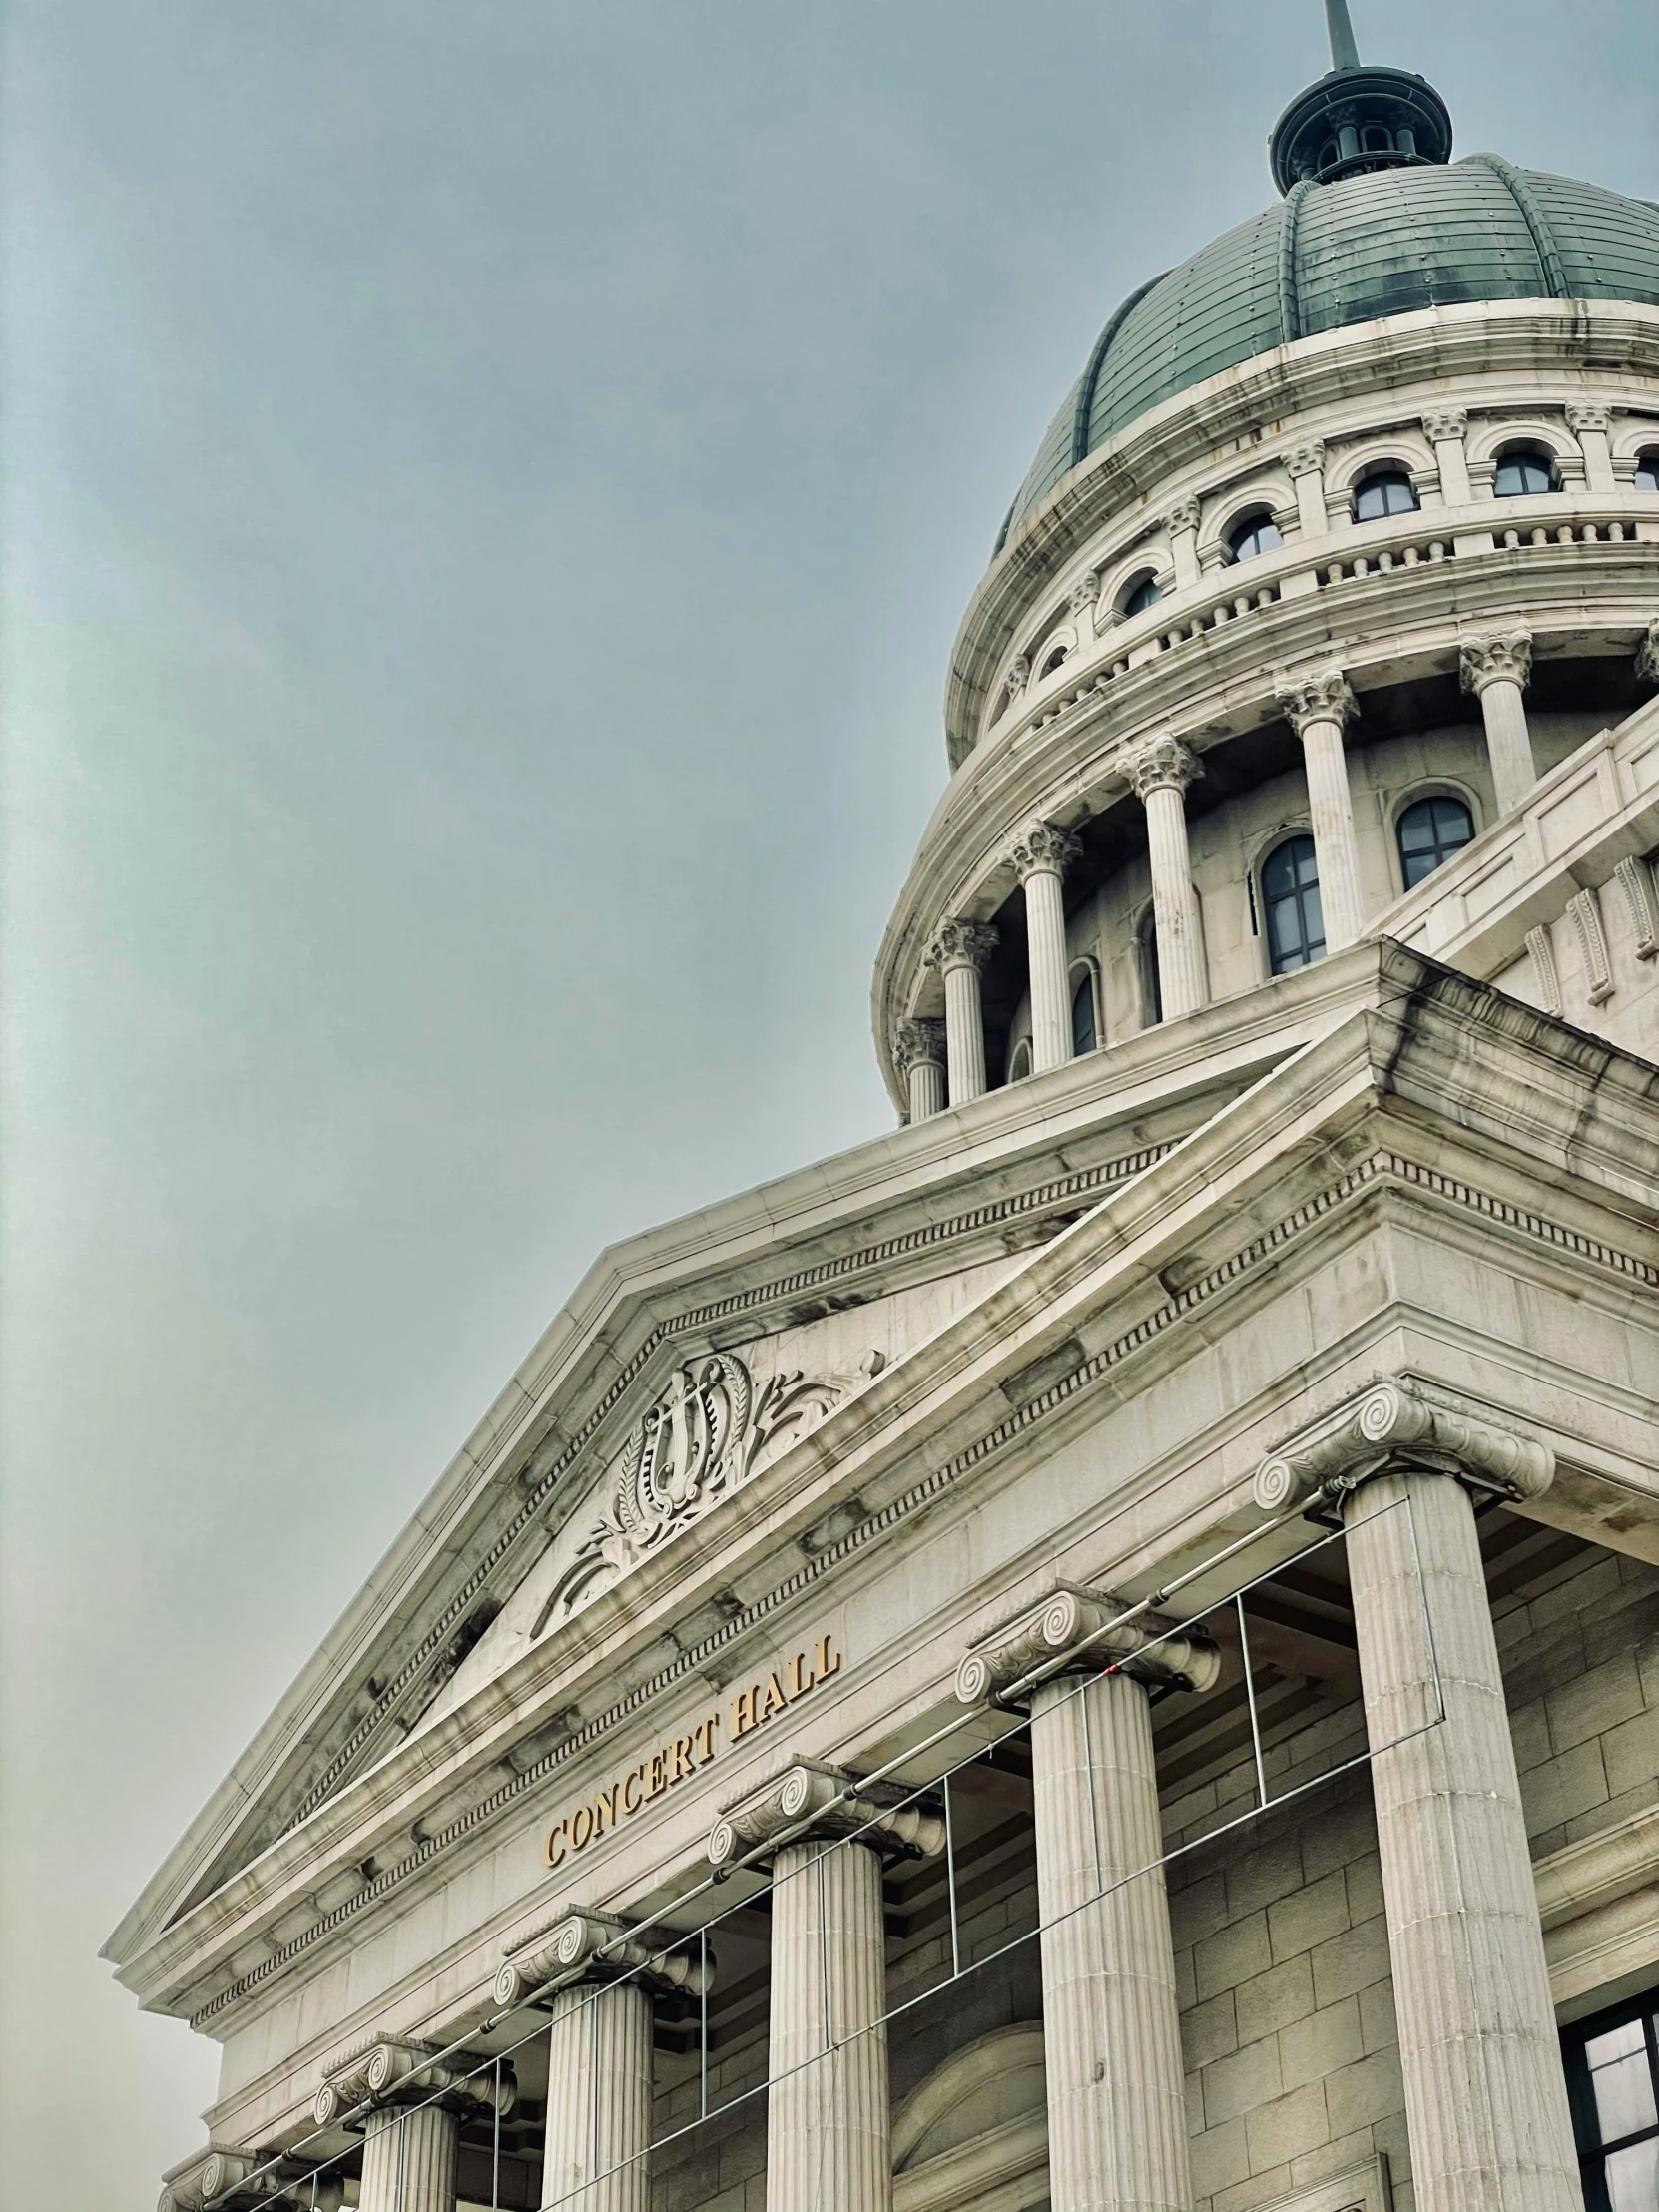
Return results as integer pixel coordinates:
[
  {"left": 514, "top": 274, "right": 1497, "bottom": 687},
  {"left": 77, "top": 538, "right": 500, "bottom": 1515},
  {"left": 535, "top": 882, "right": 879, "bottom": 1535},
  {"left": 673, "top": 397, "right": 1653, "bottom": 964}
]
[{"left": 1262, "top": 835, "right": 1325, "bottom": 974}]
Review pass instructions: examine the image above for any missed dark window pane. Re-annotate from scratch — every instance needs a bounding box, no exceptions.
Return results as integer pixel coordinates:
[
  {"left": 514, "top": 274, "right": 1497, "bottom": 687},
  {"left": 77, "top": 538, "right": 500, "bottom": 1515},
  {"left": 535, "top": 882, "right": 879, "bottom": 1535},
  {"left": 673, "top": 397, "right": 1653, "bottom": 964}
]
[
  {"left": 1140, "top": 914, "right": 1162, "bottom": 1027},
  {"left": 1355, "top": 471, "right": 1418, "bottom": 520},
  {"left": 1397, "top": 794, "right": 1474, "bottom": 888},
  {"left": 1230, "top": 515, "right": 1283, "bottom": 562},
  {"left": 1495, "top": 450, "right": 1555, "bottom": 497},
  {"left": 1263, "top": 835, "right": 1325, "bottom": 974},
  {"left": 1587, "top": 2020, "right": 1659, "bottom": 2145},
  {"left": 1071, "top": 975, "right": 1097, "bottom": 1055},
  {"left": 1605, "top": 2137, "right": 1659, "bottom": 2210},
  {"left": 1123, "top": 574, "right": 1162, "bottom": 618},
  {"left": 1636, "top": 453, "right": 1659, "bottom": 492}
]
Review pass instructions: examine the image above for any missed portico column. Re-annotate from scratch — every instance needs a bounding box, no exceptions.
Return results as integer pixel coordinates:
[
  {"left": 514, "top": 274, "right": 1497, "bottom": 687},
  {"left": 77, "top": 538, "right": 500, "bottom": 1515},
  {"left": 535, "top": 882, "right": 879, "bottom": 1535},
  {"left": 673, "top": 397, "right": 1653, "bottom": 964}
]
[
  {"left": 957, "top": 1588, "right": 1220, "bottom": 2212},
  {"left": 1126, "top": 736, "right": 1207, "bottom": 1019},
  {"left": 709, "top": 1760, "right": 943, "bottom": 2212},
  {"left": 315, "top": 2037, "right": 515, "bottom": 2212},
  {"left": 1255, "top": 1380, "right": 1581, "bottom": 2212},
  {"left": 1277, "top": 666, "right": 1366, "bottom": 949},
  {"left": 497, "top": 1910, "right": 708, "bottom": 2212},
  {"left": 893, "top": 1018, "right": 947, "bottom": 1122},
  {"left": 926, "top": 919, "right": 998, "bottom": 1106},
  {"left": 1008, "top": 822, "right": 1084, "bottom": 1073},
  {"left": 1460, "top": 630, "right": 1538, "bottom": 815}
]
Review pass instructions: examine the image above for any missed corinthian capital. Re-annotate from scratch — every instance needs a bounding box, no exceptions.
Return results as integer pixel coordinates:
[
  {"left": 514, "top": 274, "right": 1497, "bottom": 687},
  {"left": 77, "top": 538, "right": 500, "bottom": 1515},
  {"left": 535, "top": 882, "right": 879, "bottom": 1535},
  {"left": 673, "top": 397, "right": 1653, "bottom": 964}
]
[
  {"left": 1275, "top": 664, "right": 1357, "bottom": 735},
  {"left": 1163, "top": 494, "right": 1203, "bottom": 536},
  {"left": 1252, "top": 1377, "right": 1554, "bottom": 1514},
  {"left": 1068, "top": 570, "right": 1101, "bottom": 620},
  {"left": 707, "top": 1758, "right": 943, "bottom": 1870},
  {"left": 313, "top": 2034, "right": 514, "bottom": 2127},
  {"left": 1006, "top": 819, "right": 1083, "bottom": 883},
  {"left": 1564, "top": 400, "right": 1611, "bottom": 435},
  {"left": 892, "top": 1017, "right": 946, "bottom": 1075},
  {"left": 1460, "top": 628, "right": 1533, "bottom": 696},
  {"left": 956, "top": 1584, "right": 1220, "bottom": 1708},
  {"left": 1125, "top": 733, "right": 1203, "bottom": 801},
  {"left": 494, "top": 1909, "right": 710, "bottom": 2009},
  {"left": 1635, "top": 618, "right": 1659, "bottom": 689},
  {"left": 926, "top": 917, "right": 998, "bottom": 974},
  {"left": 1422, "top": 406, "right": 1468, "bottom": 444},
  {"left": 1285, "top": 438, "right": 1327, "bottom": 478}
]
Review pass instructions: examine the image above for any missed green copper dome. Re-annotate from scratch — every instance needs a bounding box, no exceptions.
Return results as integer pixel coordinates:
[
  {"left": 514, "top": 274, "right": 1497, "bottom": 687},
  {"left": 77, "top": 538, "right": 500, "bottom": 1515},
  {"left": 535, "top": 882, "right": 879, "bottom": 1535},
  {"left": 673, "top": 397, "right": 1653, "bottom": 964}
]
[{"left": 998, "top": 156, "right": 1659, "bottom": 548}]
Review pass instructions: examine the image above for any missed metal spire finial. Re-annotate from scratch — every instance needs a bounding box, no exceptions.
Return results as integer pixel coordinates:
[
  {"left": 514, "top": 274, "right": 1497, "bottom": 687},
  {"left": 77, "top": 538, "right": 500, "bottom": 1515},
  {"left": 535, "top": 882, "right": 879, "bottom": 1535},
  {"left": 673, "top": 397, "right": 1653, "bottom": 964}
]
[{"left": 1325, "top": 0, "right": 1361, "bottom": 69}]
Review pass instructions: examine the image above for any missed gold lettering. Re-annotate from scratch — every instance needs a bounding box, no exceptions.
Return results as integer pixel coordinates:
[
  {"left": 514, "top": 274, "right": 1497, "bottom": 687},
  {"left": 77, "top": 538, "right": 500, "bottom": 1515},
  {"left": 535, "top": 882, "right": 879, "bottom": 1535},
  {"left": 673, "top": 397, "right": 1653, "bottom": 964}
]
[
  {"left": 570, "top": 1804, "right": 594, "bottom": 1852},
  {"left": 759, "top": 1672, "right": 789, "bottom": 1723},
  {"left": 814, "top": 1633, "right": 842, "bottom": 1683},
  {"left": 731, "top": 1688, "right": 757, "bottom": 1739},
  {"left": 647, "top": 1749, "right": 668, "bottom": 1799},
  {"left": 670, "top": 1734, "right": 695, "bottom": 1784},
  {"left": 693, "top": 1715, "right": 719, "bottom": 1765},
  {"left": 622, "top": 1764, "right": 645, "bottom": 1816},
  {"left": 787, "top": 1649, "right": 815, "bottom": 1701},
  {"left": 545, "top": 1818, "right": 569, "bottom": 1869},
  {"left": 593, "top": 1782, "right": 621, "bottom": 1836}
]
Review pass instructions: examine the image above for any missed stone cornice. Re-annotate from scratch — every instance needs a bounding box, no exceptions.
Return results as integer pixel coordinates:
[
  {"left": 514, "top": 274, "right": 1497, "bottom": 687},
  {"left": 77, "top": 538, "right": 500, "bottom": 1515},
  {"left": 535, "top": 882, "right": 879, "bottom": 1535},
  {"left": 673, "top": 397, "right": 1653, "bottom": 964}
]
[
  {"left": 1251, "top": 1376, "right": 1555, "bottom": 1514},
  {"left": 137, "top": 954, "right": 1659, "bottom": 2043},
  {"left": 954, "top": 1582, "right": 1220, "bottom": 1706},
  {"left": 944, "top": 299, "right": 1659, "bottom": 766}
]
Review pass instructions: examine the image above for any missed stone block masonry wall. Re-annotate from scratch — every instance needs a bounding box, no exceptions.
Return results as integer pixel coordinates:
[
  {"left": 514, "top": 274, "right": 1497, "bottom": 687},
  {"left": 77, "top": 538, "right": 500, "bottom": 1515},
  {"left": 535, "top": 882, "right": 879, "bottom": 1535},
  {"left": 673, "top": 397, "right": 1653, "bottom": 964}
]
[{"left": 1495, "top": 1550, "right": 1659, "bottom": 1856}]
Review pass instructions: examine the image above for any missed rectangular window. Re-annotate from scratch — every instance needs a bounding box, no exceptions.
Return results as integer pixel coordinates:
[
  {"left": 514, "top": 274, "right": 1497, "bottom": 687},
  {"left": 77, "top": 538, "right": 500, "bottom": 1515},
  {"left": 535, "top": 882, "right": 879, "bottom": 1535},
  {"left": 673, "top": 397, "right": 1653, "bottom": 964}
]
[{"left": 1563, "top": 1988, "right": 1659, "bottom": 2211}]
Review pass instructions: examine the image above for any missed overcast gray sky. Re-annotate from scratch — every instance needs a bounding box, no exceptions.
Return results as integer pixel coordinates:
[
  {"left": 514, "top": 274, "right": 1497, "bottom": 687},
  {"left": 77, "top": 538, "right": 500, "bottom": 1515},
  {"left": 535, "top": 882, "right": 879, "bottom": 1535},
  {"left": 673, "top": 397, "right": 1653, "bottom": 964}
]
[{"left": 2, "top": 3, "right": 1655, "bottom": 2203}]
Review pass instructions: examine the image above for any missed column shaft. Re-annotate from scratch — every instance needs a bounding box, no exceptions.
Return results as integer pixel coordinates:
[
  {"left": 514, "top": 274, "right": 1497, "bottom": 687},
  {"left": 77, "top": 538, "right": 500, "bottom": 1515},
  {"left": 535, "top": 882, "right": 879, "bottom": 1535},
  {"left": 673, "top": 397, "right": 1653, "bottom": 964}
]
[
  {"left": 942, "top": 963, "right": 986, "bottom": 1104},
  {"left": 1345, "top": 1472, "right": 1580, "bottom": 2212},
  {"left": 1478, "top": 681, "right": 1537, "bottom": 816},
  {"left": 1299, "top": 715, "right": 1366, "bottom": 948},
  {"left": 766, "top": 1839, "right": 889, "bottom": 2212},
  {"left": 1029, "top": 1672, "right": 1190, "bottom": 2212},
  {"left": 1142, "top": 785, "right": 1206, "bottom": 1018},
  {"left": 906, "top": 1058, "right": 945, "bottom": 1121},
  {"left": 358, "top": 2104, "right": 460, "bottom": 2212},
  {"left": 541, "top": 1981, "right": 654, "bottom": 2212},
  {"left": 1025, "top": 865, "right": 1072, "bottom": 1073}
]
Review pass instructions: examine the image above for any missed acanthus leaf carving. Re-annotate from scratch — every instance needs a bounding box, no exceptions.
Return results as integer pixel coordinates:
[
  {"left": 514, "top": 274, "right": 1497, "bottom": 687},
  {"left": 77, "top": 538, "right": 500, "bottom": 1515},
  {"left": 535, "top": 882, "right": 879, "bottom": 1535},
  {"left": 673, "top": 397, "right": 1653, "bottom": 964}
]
[{"left": 542, "top": 1354, "right": 840, "bottom": 1628}]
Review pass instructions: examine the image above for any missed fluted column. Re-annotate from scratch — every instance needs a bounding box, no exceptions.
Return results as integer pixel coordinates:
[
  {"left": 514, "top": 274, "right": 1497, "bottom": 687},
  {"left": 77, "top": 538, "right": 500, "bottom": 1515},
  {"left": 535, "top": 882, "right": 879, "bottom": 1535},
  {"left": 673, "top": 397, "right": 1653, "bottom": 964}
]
[
  {"left": 315, "top": 2038, "right": 514, "bottom": 2212},
  {"left": 1126, "top": 736, "right": 1207, "bottom": 1019},
  {"left": 1460, "top": 631, "right": 1537, "bottom": 815},
  {"left": 1423, "top": 407, "right": 1471, "bottom": 505},
  {"left": 926, "top": 919, "right": 998, "bottom": 1106},
  {"left": 708, "top": 1760, "right": 944, "bottom": 2212},
  {"left": 957, "top": 1588, "right": 1219, "bottom": 2212},
  {"left": 496, "top": 1909, "right": 710, "bottom": 2212},
  {"left": 1277, "top": 666, "right": 1365, "bottom": 949},
  {"left": 1255, "top": 1380, "right": 1580, "bottom": 2212},
  {"left": 893, "top": 1018, "right": 947, "bottom": 1122},
  {"left": 1008, "top": 822, "right": 1083, "bottom": 1073}
]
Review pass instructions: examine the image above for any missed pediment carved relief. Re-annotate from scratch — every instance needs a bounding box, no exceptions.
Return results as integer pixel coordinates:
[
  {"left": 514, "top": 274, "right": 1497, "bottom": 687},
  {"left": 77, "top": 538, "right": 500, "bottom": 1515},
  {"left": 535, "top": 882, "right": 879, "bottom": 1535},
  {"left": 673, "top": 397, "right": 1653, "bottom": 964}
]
[{"left": 534, "top": 1353, "right": 840, "bottom": 1631}]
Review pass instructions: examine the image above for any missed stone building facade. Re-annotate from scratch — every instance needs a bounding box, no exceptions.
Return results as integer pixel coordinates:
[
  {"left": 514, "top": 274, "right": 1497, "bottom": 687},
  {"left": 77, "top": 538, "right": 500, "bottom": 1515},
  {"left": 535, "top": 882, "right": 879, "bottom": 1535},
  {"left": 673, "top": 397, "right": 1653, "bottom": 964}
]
[{"left": 114, "top": 13, "right": 1659, "bottom": 2212}]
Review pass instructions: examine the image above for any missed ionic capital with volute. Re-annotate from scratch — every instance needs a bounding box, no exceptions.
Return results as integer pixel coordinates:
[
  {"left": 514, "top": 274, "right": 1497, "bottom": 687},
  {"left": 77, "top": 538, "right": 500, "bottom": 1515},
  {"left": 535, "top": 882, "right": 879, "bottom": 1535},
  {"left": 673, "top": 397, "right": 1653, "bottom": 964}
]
[
  {"left": 495, "top": 1908, "right": 711, "bottom": 2011},
  {"left": 313, "top": 2034, "right": 515, "bottom": 2128},
  {"left": 1564, "top": 400, "right": 1612, "bottom": 435},
  {"left": 1006, "top": 819, "right": 1083, "bottom": 884},
  {"left": 1252, "top": 1376, "right": 1555, "bottom": 1515},
  {"left": 1275, "top": 664, "right": 1357, "bottom": 735},
  {"left": 1163, "top": 494, "right": 1202, "bottom": 536},
  {"left": 956, "top": 1584, "right": 1220, "bottom": 1708},
  {"left": 159, "top": 2148, "right": 346, "bottom": 2212},
  {"left": 1284, "top": 437, "right": 1326, "bottom": 478},
  {"left": 1421, "top": 406, "right": 1469, "bottom": 444},
  {"left": 707, "top": 1757, "right": 943, "bottom": 1871},
  {"left": 926, "top": 916, "right": 998, "bottom": 975},
  {"left": 1124, "top": 732, "right": 1203, "bottom": 801},
  {"left": 892, "top": 1017, "right": 946, "bottom": 1076},
  {"left": 1459, "top": 628, "right": 1534, "bottom": 697}
]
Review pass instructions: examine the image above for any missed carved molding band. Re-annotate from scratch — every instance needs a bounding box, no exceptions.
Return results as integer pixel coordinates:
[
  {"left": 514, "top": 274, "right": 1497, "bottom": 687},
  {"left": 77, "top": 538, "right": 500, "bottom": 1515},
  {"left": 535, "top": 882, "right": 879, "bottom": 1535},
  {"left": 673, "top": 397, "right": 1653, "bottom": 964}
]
[
  {"left": 892, "top": 1017, "right": 946, "bottom": 1075},
  {"left": 927, "top": 917, "right": 999, "bottom": 975},
  {"left": 544, "top": 1354, "right": 840, "bottom": 1625},
  {"left": 1459, "top": 628, "right": 1534, "bottom": 696},
  {"left": 313, "top": 2035, "right": 514, "bottom": 2128},
  {"left": 955, "top": 1583, "right": 1220, "bottom": 1708},
  {"left": 707, "top": 1758, "right": 944, "bottom": 1871},
  {"left": 1006, "top": 820, "right": 1083, "bottom": 883},
  {"left": 1252, "top": 1377, "right": 1555, "bottom": 1514},
  {"left": 1275, "top": 664, "right": 1357, "bottom": 735},
  {"left": 495, "top": 1908, "right": 711, "bottom": 2009}
]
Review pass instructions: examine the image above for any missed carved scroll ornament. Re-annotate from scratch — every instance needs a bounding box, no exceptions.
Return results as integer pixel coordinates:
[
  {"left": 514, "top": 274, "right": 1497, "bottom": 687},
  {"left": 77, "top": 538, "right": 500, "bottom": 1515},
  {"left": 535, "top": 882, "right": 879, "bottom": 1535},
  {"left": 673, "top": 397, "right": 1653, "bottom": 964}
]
[{"left": 543, "top": 1354, "right": 840, "bottom": 1626}]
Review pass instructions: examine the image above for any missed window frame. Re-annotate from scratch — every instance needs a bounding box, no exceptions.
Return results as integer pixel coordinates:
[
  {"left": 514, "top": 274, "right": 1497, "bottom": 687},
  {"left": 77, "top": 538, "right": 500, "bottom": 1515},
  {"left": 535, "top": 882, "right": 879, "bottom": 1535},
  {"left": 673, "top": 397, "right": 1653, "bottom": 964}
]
[
  {"left": 1260, "top": 832, "right": 1326, "bottom": 976},
  {"left": 1068, "top": 961, "right": 1100, "bottom": 1056},
  {"left": 1392, "top": 787, "right": 1478, "bottom": 893},
  {"left": 1493, "top": 444, "right": 1559, "bottom": 498},
  {"left": 1136, "top": 905, "right": 1162, "bottom": 1029},
  {"left": 1352, "top": 467, "right": 1420, "bottom": 523},
  {"left": 1227, "top": 508, "right": 1284, "bottom": 564},
  {"left": 1118, "top": 570, "right": 1163, "bottom": 621},
  {"left": 1634, "top": 450, "right": 1659, "bottom": 494},
  {"left": 1562, "top": 1984, "right": 1659, "bottom": 2212}
]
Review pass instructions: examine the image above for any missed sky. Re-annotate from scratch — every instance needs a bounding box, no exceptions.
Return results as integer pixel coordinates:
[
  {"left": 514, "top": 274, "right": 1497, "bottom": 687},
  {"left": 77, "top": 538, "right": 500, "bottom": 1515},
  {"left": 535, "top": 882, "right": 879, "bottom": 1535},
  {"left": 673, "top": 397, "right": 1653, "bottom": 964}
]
[{"left": 2, "top": 2, "right": 1655, "bottom": 2203}]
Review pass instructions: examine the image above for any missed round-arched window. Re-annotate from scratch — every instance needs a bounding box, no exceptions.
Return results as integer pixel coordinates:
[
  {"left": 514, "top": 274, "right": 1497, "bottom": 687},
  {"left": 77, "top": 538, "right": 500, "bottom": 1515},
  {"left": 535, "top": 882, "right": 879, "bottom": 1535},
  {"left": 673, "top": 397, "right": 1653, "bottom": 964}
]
[
  {"left": 1636, "top": 451, "right": 1659, "bottom": 493},
  {"left": 1229, "top": 511, "right": 1283, "bottom": 563},
  {"left": 1494, "top": 447, "right": 1556, "bottom": 497},
  {"left": 1396, "top": 794, "right": 1474, "bottom": 889},
  {"left": 1070, "top": 972, "right": 1097, "bottom": 1056},
  {"left": 1354, "top": 468, "right": 1419, "bottom": 521},
  {"left": 1006, "top": 1037, "right": 1032, "bottom": 1084},
  {"left": 1137, "top": 908, "right": 1162, "bottom": 1028},
  {"left": 1121, "top": 572, "right": 1162, "bottom": 620},
  {"left": 1039, "top": 644, "right": 1068, "bottom": 678},
  {"left": 1262, "top": 835, "right": 1325, "bottom": 974}
]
